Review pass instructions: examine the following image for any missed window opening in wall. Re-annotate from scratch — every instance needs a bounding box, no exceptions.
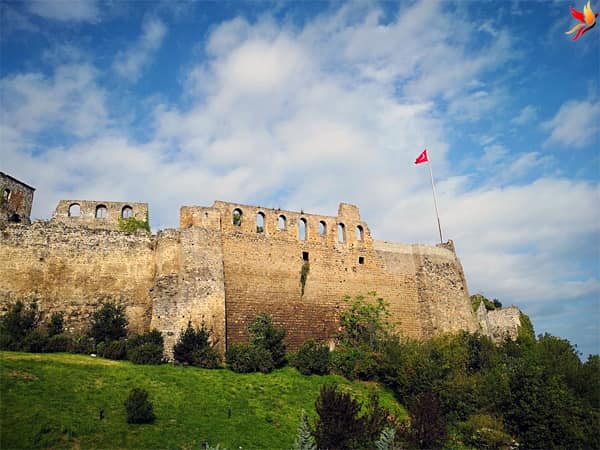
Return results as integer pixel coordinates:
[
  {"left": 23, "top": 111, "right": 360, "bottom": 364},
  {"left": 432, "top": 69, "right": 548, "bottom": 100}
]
[
  {"left": 359, "top": 256, "right": 365, "bottom": 265},
  {"left": 303, "top": 251, "right": 309, "bottom": 261},
  {"left": 68, "top": 203, "right": 80, "bottom": 217},
  {"left": 9, "top": 213, "right": 20, "bottom": 223},
  {"left": 299, "top": 218, "right": 307, "bottom": 241},
  {"left": 95, "top": 205, "right": 107, "bottom": 219},
  {"left": 3, "top": 189, "right": 10, "bottom": 202},
  {"left": 121, "top": 206, "right": 133, "bottom": 219},
  {"left": 256, "top": 212, "right": 265, "bottom": 233},
  {"left": 204, "top": 212, "right": 209, "bottom": 219},
  {"left": 319, "top": 221, "right": 326, "bottom": 237},
  {"left": 233, "top": 208, "right": 242, "bottom": 226},
  {"left": 356, "top": 225, "right": 364, "bottom": 241},
  {"left": 338, "top": 223, "right": 345, "bottom": 243},
  {"left": 278, "top": 215, "right": 286, "bottom": 230}
]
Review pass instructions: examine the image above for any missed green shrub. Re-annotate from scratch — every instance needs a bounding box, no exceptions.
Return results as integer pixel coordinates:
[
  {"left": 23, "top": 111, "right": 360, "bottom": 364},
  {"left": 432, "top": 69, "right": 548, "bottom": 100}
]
[
  {"left": 456, "top": 414, "right": 514, "bottom": 450},
  {"left": 128, "top": 343, "right": 164, "bottom": 365},
  {"left": 88, "top": 302, "right": 128, "bottom": 345},
  {"left": 118, "top": 215, "right": 150, "bottom": 233},
  {"left": 248, "top": 314, "right": 286, "bottom": 368},
  {"left": 291, "top": 340, "right": 330, "bottom": 375},
  {"left": 44, "top": 333, "right": 71, "bottom": 352},
  {"left": 331, "top": 347, "right": 378, "bottom": 380},
  {"left": 0, "top": 299, "right": 41, "bottom": 350},
  {"left": 173, "top": 321, "right": 221, "bottom": 368},
  {"left": 225, "top": 344, "right": 274, "bottom": 373},
  {"left": 313, "top": 383, "right": 366, "bottom": 450},
  {"left": 68, "top": 335, "right": 95, "bottom": 354},
  {"left": 21, "top": 329, "right": 48, "bottom": 353},
  {"left": 101, "top": 339, "right": 128, "bottom": 360},
  {"left": 47, "top": 312, "right": 64, "bottom": 337},
  {"left": 338, "top": 292, "right": 393, "bottom": 350},
  {"left": 125, "top": 388, "right": 155, "bottom": 424},
  {"left": 127, "top": 329, "right": 164, "bottom": 365}
]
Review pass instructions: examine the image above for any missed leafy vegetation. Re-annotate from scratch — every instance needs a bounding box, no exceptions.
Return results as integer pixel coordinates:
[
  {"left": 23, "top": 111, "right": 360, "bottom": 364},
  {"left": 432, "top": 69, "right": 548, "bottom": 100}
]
[
  {"left": 300, "top": 261, "right": 310, "bottom": 296},
  {"left": 173, "top": 321, "right": 220, "bottom": 368},
  {"left": 124, "top": 388, "right": 155, "bottom": 424},
  {"left": 118, "top": 214, "right": 150, "bottom": 233},
  {"left": 291, "top": 339, "right": 330, "bottom": 375},
  {"left": 470, "top": 293, "right": 499, "bottom": 311},
  {"left": 88, "top": 302, "right": 128, "bottom": 345}
]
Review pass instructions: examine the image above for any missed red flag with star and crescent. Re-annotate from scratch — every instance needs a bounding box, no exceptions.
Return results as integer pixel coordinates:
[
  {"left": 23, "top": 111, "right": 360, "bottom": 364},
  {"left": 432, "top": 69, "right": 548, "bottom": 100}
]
[{"left": 415, "top": 149, "right": 429, "bottom": 165}]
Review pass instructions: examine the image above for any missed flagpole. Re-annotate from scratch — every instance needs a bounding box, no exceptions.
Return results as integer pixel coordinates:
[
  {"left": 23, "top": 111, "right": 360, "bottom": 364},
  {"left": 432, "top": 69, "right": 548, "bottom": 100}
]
[{"left": 427, "top": 158, "right": 444, "bottom": 244}]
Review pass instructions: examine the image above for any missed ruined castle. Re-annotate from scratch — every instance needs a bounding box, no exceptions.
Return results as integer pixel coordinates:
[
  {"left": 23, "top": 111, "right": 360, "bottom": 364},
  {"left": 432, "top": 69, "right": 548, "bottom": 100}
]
[{"left": 0, "top": 171, "right": 521, "bottom": 353}]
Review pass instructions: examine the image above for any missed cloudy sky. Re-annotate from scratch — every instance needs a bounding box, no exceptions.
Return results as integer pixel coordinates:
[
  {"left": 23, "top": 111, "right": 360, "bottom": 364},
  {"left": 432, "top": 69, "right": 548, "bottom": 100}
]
[{"left": 1, "top": 0, "right": 598, "bottom": 357}]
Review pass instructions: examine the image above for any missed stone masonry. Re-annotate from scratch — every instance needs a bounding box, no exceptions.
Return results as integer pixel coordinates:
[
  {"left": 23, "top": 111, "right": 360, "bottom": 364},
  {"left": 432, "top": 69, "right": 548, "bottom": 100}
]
[
  {"left": 0, "top": 176, "right": 519, "bottom": 353},
  {"left": 0, "top": 172, "right": 35, "bottom": 226}
]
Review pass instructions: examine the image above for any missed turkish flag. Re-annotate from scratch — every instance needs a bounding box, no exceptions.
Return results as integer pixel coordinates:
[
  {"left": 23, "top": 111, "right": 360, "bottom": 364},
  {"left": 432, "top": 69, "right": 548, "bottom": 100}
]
[{"left": 415, "top": 149, "right": 428, "bottom": 164}]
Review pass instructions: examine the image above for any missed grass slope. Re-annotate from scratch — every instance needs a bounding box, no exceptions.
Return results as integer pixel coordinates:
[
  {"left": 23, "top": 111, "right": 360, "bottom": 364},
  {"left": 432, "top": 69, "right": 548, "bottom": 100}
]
[{"left": 1, "top": 352, "right": 405, "bottom": 449}]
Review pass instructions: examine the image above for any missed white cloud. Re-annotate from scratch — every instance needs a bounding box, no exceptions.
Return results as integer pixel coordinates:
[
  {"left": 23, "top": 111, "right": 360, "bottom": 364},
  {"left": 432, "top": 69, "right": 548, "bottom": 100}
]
[
  {"left": 512, "top": 104, "right": 538, "bottom": 125},
  {"left": 27, "top": 0, "right": 99, "bottom": 22},
  {"left": 0, "top": 64, "right": 108, "bottom": 138},
  {"left": 542, "top": 99, "right": 600, "bottom": 148},
  {"left": 113, "top": 18, "right": 167, "bottom": 81}
]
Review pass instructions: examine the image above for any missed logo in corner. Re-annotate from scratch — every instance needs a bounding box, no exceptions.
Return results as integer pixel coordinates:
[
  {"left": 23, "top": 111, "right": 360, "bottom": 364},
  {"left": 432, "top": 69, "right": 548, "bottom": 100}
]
[{"left": 566, "top": 1, "right": 598, "bottom": 41}]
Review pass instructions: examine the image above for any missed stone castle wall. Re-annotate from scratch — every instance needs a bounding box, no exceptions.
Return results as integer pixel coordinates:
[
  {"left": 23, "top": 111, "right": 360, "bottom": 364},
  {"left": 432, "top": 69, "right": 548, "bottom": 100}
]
[
  {"left": 52, "top": 200, "right": 148, "bottom": 231},
  {"left": 0, "top": 198, "right": 485, "bottom": 352},
  {"left": 0, "top": 221, "right": 154, "bottom": 335}
]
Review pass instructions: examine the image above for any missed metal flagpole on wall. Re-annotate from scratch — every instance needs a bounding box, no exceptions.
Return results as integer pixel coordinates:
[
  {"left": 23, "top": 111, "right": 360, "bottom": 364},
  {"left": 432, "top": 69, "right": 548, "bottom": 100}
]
[
  {"left": 415, "top": 149, "right": 443, "bottom": 244},
  {"left": 427, "top": 159, "right": 443, "bottom": 244}
]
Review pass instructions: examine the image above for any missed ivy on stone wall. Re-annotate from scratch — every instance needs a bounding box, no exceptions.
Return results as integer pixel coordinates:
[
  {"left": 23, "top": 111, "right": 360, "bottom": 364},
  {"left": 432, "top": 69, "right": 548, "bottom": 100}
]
[
  {"left": 300, "top": 261, "right": 310, "bottom": 297},
  {"left": 118, "top": 213, "right": 150, "bottom": 233}
]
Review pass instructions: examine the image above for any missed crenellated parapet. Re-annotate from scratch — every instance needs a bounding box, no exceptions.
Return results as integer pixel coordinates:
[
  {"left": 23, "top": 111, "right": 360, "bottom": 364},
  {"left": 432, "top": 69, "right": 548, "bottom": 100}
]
[
  {"left": 181, "top": 200, "right": 373, "bottom": 250},
  {"left": 52, "top": 200, "right": 149, "bottom": 231}
]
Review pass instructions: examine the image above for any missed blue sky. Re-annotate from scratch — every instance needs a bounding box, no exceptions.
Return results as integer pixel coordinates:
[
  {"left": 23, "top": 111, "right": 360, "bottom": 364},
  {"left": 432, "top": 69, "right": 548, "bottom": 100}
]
[{"left": 1, "top": 0, "right": 598, "bottom": 357}]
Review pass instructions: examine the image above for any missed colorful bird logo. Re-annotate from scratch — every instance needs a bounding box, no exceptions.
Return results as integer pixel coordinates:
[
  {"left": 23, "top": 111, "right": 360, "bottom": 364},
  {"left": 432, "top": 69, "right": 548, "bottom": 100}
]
[{"left": 566, "top": 1, "right": 598, "bottom": 41}]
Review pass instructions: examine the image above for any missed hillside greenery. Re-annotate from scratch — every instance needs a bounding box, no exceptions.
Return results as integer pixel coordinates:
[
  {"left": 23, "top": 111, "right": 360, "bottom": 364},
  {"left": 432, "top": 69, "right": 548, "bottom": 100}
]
[
  {"left": 0, "top": 352, "right": 404, "bottom": 449},
  {"left": 1, "top": 293, "right": 599, "bottom": 448}
]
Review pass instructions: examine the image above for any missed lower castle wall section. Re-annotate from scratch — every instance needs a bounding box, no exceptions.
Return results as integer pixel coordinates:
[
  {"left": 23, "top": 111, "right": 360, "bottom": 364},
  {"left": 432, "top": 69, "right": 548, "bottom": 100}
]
[
  {"left": 0, "top": 222, "right": 155, "bottom": 335},
  {"left": 221, "top": 232, "right": 424, "bottom": 351},
  {"left": 150, "top": 226, "right": 226, "bottom": 355},
  {"left": 375, "top": 241, "right": 478, "bottom": 338}
]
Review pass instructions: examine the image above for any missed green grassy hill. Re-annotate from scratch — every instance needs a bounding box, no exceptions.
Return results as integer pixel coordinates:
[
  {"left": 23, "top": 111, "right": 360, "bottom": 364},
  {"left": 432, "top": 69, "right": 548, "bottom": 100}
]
[{"left": 0, "top": 352, "right": 405, "bottom": 449}]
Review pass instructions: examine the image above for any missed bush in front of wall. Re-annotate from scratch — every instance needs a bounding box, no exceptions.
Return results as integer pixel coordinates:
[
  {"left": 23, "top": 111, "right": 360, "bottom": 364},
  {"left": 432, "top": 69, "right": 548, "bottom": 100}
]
[
  {"left": 225, "top": 344, "right": 275, "bottom": 374},
  {"left": 291, "top": 339, "right": 330, "bottom": 375},
  {"left": 125, "top": 388, "right": 155, "bottom": 424}
]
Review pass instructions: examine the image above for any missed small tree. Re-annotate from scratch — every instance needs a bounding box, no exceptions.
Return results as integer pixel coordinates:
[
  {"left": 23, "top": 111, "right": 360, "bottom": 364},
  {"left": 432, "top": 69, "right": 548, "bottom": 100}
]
[
  {"left": 313, "top": 383, "right": 366, "bottom": 450},
  {"left": 248, "top": 314, "right": 287, "bottom": 368},
  {"left": 338, "top": 292, "right": 392, "bottom": 350},
  {"left": 173, "top": 321, "right": 220, "bottom": 368},
  {"left": 125, "top": 388, "right": 155, "bottom": 424},
  {"left": 88, "top": 302, "right": 128, "bottom": 345},
  {"left": 292, "top": 339, "right": 330, "bottom": 375},
  {"left": 0, "top": 299, "right": 41, "bottom": 350},
  {"left": 293, "top": 411, "right": 317, "bottom": 450},
  {"left": 404, "top": 392, "right": 447, "bottom": 450},
  {"left": 127, "top": 329, "right": 164, "bottom": 365},
  {"left": 47, "top": 312, "right": 64, "bottom": 337}
]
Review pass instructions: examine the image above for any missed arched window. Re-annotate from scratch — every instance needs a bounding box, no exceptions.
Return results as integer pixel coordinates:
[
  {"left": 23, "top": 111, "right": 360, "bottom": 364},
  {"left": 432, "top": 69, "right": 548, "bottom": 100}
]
[
  {"left": 3, "top": 189, "right": 10, "bottom": 202},
  {"left": 278, "top": 215, "right": 286, "bottom": 230},
  {"left": 319, "top": 221, "right": 327, "bottom": 237},
  {"left": 356, "top": 225, "right": 364, "bottom": 241},
  {"left": 95, "top": 205, "right": 107, "bottom": 219},
  {"left": 256, "top": 212, "right": 265, "bottom": 233},
  {"left": 68, "top": 203, "right": 80, "bottom": 217},
  {"left": 299, "top": 218, "right": 307, "bottom": 241},
  {"left": 121, "top": 206, "right": 133, "bottom": 219},
  {"left": 232, "top": 208, "right": 242, "bottom": 226},
  {"left": 337, "top": 223, "right": 345, "bottom": 243}
]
